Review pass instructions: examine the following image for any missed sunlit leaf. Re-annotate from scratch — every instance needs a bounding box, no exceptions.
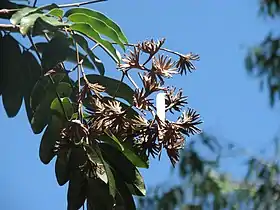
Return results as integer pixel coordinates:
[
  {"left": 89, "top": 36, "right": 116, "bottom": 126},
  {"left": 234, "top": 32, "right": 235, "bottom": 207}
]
[
  {"left": 68, "top": 13, "right": 125, "bottom": 50},
  {"left": 65, "top": 8, "right": 128, "bottom": 43},
  {"left": 71, "top": 23, "right": 121, "bottom": 63},
  {"left": 48, "top": 8, "right": 64, "bottom": 18},
  {"left": 50, "top": 97, "right": 74, "bottom": 119}
]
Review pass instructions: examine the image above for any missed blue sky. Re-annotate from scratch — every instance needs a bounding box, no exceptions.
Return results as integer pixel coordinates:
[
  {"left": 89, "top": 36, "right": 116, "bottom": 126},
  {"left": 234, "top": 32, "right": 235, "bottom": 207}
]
[{"left": 0, "top": 0, "right": 279, "bottom": 209}]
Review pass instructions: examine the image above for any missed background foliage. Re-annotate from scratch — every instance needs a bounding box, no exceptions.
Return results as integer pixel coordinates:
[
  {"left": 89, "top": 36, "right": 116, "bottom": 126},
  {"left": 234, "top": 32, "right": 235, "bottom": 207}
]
[{"left": 139, "top": 0, "right": 280, "bottom": 209}]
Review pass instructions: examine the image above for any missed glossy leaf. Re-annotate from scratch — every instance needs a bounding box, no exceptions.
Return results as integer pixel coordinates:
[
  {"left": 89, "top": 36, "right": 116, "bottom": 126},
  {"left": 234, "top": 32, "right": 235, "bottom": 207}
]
[
  {"left": 51, "top": 97, "right": 74, "bottom": 119},
  {"left": 1, "top": 35, "right": 23, "bottom": 118},
  {"left": 10, "top": 4, "right": 58, "bottom": 25},
  {"left": 65, "top": 8, "right": 128, "bottom": 43},
  {"left": 68, "top": 13, "right": 125, "bottom": 50},
  {"left": 48, "top": 8, "right": 64, "bottom": 18},
  {"left": 85, "top": 74, "right": 134, "bottom": 104},
  {"left": 67, "top": 171, "right": 87, "bottom": 210},
  {"left": 21, "top": 51, "right": 41, "bottom": 123},
  {"left": 19, "top": 13, "right": 43, "bottom": 35},
  {"left": 10, "top": 7, "right": 35, "bottom": 25},
  {"left": 70, "top": 23, "right": 121, "bottom": 63},
  {"left": 39, "top": 115, "right": 63, "bottom": 164},
  {"left": 100, "top": 144, "right": 146, "bottom": 196},
  {"left": 122, "top": 140, "right": 149, "bottom": 168},
  {"left": 71, "top": 33, "right": 105, "bottom": 75}
]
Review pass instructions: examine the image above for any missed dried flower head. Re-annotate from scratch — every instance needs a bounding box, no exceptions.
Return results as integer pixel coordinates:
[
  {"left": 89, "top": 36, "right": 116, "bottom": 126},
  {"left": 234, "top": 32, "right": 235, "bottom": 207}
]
[
  {"left": 176, "top": 109, "right": 202, "bottom": 136},
  {"left": 90, "top": 100, "right": 130, "bottom": 134},
  {"left": 176, "top": 53, "right": 200, "bottom": 75},
  {"left": 59, "top": 119, "right": 89, "bottom": 148},
  {"left": 135, "top": 122, "right": 161, "bottom": 158},
  {"left": 165, "top": 88, "right": 188, "bottom": 114},
  {"left": 139, "top": 72, "right": 163, "bottom": 94},
  {"left": 152, "top": 54, "right": 178, "bottom": 84},
  {"left": 133, "top": 88, "right": 154, "bottom": 111},
  {"left": 138, "top": 38, "right": 165, "bottom": 55},
  {"left": 87, "top": 82, "right": 106, "bottom": 97},
  {"left": 119, "top": 46, "right": 141, "bottom": 71}
]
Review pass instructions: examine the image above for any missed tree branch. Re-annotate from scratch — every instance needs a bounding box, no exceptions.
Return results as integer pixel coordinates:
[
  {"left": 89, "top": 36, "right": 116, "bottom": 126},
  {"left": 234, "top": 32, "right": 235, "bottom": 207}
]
[
  {"left": 0, "top": 24, "right": 19, "bottom": 32},
  {"left": 58, "top": 0, "right": 107, "bottom": 8}
]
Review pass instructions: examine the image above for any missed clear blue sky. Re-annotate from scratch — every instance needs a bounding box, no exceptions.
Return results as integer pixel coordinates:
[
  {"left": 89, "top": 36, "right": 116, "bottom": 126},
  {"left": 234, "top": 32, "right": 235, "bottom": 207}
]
[{"left": 0, "top": 0, "right": 279, "bottom": 209}]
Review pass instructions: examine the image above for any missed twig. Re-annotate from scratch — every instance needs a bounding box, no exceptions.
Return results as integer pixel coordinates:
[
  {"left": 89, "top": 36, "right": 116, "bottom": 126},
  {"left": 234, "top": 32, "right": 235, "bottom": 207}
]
[
  {"left": 58, "top": 0, "right": 107, "bottom": 8},
  {"left": 33, "top": 0, "right": 38, "bottom": 7},
  {"left": 75, "top": 38, "right": 83, "bottom": 121},
  {"left": 125, "top": 72, "right": 139, "bottom": 90},
  {"left": 69, "top": 43, "right": 100, "bottom": 72},
  {"left": 113, "top": 72, "right": 125, "bottom": 100},
  {"left": 0, "top": 9, "right": 20, "bottom": 14},
  {"left": 0, "top": 24, "right": 19, "bottom": 32},
  {"left": 111, "top": 42, "right": 184, "bottom": 57}
]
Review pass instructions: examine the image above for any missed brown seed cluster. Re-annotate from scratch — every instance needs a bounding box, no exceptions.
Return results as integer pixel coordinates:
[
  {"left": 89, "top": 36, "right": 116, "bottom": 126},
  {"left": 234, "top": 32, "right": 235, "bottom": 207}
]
[{"left": 56, "top": 38, "right": 201, "bottom": 174}]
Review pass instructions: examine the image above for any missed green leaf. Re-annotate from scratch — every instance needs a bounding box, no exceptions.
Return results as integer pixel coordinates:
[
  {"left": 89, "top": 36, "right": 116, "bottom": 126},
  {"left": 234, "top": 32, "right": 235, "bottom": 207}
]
[
  {"left": 85, "top": 74, "right": 134, "bottom": 105},
  {"left": 65, "top": 8, "right": 128, "bottom": 43},
  {"left": 100, "top": 144, "right": 146, "bottom": 196},
  {"left": 1, "top": 35, "right": 23, "bottom": 118},
  {"left": 41, "top": 36, "right": 71, "bottom": 72},
  {"left": 10, "top": 7, "right": 35, "bottom": 25},
  {"left": 71, "top": 33, "right": 105, "bottom": 75},
  {"left": 51, "top": 97, "right": 74, "bottom": 119},
  {"left": 33, "top": 41, "right": 95, "bottom": 71},
  {"left": 39, "top": 115, "right": 63, "bottom": 164},
  {"left": 68, "top": 13, "right": 125, "bottom": 50},
  {"left": 114, "top": 175, "right": 136, "bottom": 210},
  {"left": 67, "top": 171, "right": 87, "bottom": 210},
  {"left": 21, "top": 51, "right": 41, "bottom": 123},
  {"left": 104, "top": 130, "right": 124, "bottom": 151},
  {"left": 55, "top": 148, "right": 71, "bottom": 186},
  {"left": 71, "top": 23, "right": 121, "bottom": 63},
  {"left": 19, "top": 13, "right": 43, "bottom": 35},
  {"left": 32, "top": 15, "right": 69, "bottom": 36},
  {"left": 31, "top": 73, "right": 65, "bottom": 111},
  {"left": 31, "top": 80, "right": 72, "bottom": 134},
  {"left": 87, "top": 178, "right": 115, "bottom": 210},
  {"left": 93, "top": 144, "right": 116, "bottom": 198},
  {"left": 48, "top": 8, "right": 64, "bottom": 18},
  {"left": 122, "top": 141, "right": 149, "bottom": 168}
]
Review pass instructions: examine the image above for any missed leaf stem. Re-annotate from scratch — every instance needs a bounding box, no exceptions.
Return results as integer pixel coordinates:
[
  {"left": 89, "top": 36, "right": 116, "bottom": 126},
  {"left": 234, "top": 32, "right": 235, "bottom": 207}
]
[
  {"left": 113, "top": 72, "right": 125, "bottom": 100},
  {"left": 69, "top": 43, "right": 100, "bottom": 72},
  {"left": 75, "top": 38, "right": 83, "bottom": 122},
  {"left": 58, "top": 0, "right": 107, "bottom": 8},
  {"left": 125, "top": 71, "right": 139, "bottom": 90}
]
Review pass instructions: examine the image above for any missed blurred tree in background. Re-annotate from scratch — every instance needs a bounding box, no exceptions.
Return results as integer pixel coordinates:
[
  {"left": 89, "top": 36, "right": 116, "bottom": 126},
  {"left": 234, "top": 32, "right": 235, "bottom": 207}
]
[{"left": 139, "top": 1, "right": 280, "bottom": 209}]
